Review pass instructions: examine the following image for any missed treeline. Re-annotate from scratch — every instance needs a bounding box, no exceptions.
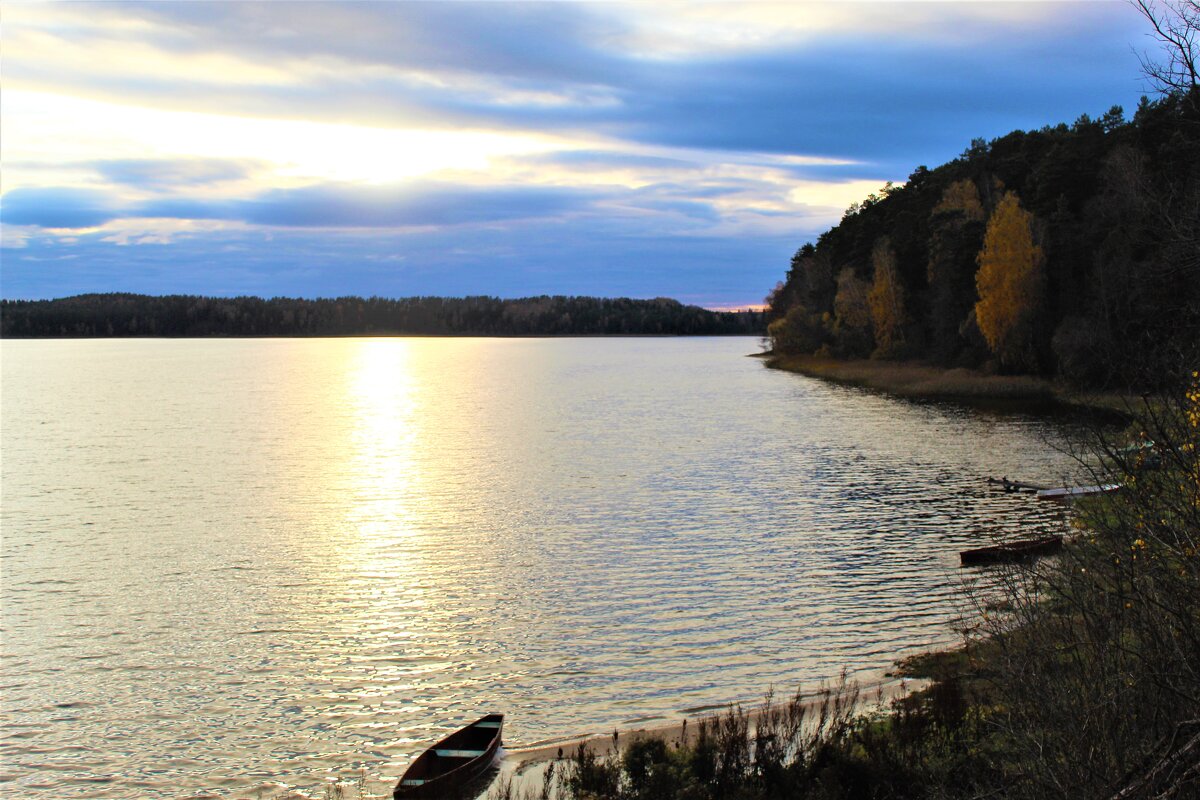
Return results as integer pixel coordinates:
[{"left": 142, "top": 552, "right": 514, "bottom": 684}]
[
  {"left": 766, "top": 91, "right": 1199, "bottom": 389},
  {"left": 0, "top": 293, "right": 764, "bottom": 338}
]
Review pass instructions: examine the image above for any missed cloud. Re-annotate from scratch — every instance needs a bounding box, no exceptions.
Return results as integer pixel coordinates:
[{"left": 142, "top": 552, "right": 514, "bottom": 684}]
[
  {"left": 0, "top": 2, "right": 1157, "bottom": 305},
  {"left": 6, "top": 1, "right": 1147, "bottom": 170},
  {"left": 112, "top": 1, "right": 630, "bottom": 85},
  {"left": 93, "top": 158, "right": 262, "bottom": 189},
  {"left": 0, "top": 215, "right": 799, "bottom": 307},
  {"left": 597, "top": 16, "right": 1144, "bottom": 164},
  {"left": 1, "top": 188, "right": 122, "bottom": 229},
  {"left": 2, "top": 172, "right": 845, "bottom": 243},
  {"left": 228, "top": 183, "right": 598, "bottom": 228},
  {"left": 520, "top": 150, "right": 697, "bottom": 172},
  {"left": 0, "top": 181, "right": 606, "bottom": 230},
  {"left": 1, "top": 0, "right": 1150, "bottom": 292}
]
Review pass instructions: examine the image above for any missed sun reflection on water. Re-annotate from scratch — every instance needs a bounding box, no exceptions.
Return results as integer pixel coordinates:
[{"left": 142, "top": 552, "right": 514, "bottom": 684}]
[
  {"left": 344, "top": 340, "right": 423, "bottom": 540},
  {"left": 334, "top": 338, "right": 434, "bottom": 674}
]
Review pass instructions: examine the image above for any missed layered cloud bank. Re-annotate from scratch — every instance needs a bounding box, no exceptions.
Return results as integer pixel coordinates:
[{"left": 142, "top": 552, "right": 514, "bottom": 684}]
[{"left": 1, "top": 2, "right": 1149, "bottom": 306}]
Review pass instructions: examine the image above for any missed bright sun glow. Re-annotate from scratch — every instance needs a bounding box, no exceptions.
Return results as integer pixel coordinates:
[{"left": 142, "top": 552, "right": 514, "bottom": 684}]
[{"left": 3, "top": 90, "right": 562, "bottom": 188}]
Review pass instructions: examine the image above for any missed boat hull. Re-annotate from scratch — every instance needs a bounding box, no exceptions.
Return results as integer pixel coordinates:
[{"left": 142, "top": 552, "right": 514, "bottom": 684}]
[
  {"left": 395, "top": 714, "right": 504, "bottom": 800},
  {"left": 960, "top": 535, "right": 1063, "bottom": 566}
]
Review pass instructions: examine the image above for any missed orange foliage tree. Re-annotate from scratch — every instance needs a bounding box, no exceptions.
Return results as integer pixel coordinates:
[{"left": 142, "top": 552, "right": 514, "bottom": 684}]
[
  {"left": 933, "top": 179, "right": 985, "bottom": 222},
  {"left": 868, "top": 237, "right": 907, "bottom": 357},
  {"left": 830, "top": 267, "right": 873, "bottom": 357},
  {"left": 975, "top": 192, "right": 1046, "bottom": 370}
]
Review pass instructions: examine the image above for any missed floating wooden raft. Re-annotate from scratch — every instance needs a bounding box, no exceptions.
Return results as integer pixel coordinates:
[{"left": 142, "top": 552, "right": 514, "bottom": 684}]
[{"left": 960, "top": 535, "right": 1063, "bottom": 566}]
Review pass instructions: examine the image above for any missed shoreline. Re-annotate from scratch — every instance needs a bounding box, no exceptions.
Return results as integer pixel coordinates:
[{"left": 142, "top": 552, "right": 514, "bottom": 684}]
[
  {"left": 763, "top": 353, "right": 1130, "bottom": 419},
  {"left": 502, "top": 674, "right": 924, "bottom": 764},
  {"left": 492, "top": 666, "right": 934, "bottom": 796}
]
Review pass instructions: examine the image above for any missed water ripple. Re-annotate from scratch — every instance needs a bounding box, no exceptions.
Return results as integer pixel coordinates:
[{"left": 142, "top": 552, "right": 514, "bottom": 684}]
[{"left": 1, "top": 338, "right": 1082, "bottom": 798}]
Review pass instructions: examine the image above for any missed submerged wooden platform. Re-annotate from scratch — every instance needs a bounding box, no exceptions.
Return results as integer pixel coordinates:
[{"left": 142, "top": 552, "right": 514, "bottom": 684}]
[{"left": 986, "top": 476, "right": 1049, "bottom": 494}]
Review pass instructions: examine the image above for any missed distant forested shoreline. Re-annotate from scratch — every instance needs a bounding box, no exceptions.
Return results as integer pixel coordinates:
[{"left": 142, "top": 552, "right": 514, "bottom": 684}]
[
  {"left": 0, "top": 293, "right": 764, "bottom": 338},
  {"left": 765, "top": 91, "right": 1199, "bottom": 391}
]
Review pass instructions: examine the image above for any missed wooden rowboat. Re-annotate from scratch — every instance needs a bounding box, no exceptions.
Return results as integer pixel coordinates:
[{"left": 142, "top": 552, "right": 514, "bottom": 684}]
[
  {"left": 960, "top": 535, "right": 1063, "bottom": 566},
  {"left": 394, "top": 714, "right": 504, "bottom": 799}
]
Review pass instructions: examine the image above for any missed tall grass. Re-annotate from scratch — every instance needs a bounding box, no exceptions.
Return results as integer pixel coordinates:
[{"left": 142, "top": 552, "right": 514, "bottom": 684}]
[
  {"left": 767, "top": 354, "right": 1060, "bottom": 402},
  {"left": 488, "top": 676, "right": 997, "bottom": 800}
]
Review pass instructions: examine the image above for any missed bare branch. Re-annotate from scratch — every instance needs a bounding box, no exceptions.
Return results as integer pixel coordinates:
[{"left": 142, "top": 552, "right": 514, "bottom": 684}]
[
  {"left": 1109, "top": 719, "right": 1200, "bottom": 799},
  {"left": 1133, "top": 0, "right": 1200, "bottom": 92}
]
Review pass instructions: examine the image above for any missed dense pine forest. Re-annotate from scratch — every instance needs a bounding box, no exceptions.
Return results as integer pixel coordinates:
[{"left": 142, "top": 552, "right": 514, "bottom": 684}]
[
  {"left": 765, "top": 91, "right": 1199, "bottom": 390},
  {"left": 0, "top": 293, "right": 763, "bottom": 338}
]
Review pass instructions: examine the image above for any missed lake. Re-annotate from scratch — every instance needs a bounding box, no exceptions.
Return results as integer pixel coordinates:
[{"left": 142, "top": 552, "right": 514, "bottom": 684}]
[{"left": 0, "top": 337, "right": 1081, "bottom": 798}]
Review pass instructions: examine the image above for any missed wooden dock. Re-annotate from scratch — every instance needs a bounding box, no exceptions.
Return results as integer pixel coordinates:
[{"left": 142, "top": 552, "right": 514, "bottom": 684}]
[{"left": 1036, "top": 484, "right": 1120, "bottom": 501}]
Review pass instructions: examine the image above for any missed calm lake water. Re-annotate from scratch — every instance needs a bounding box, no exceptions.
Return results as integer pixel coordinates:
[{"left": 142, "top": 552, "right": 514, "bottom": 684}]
[{"left": 1, "top": 337, "right": 1082, "bottom": 798}]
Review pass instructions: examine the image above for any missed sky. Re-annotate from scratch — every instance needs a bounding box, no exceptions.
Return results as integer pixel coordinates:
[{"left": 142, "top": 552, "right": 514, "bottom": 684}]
[{"left": 0, "top": 1, "right": 1157, "bottom": 308}]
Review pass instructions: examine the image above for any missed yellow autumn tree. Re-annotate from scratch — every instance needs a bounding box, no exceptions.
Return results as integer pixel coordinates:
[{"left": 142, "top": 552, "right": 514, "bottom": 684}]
[
  {"left": 933, "top": 179, "right": 985, "bottom": 222},
  {"left": 868, "top": 237, "right": 907, "bottom": 357},
  {"left": 975, "top": 191, "right": 1046, "bottom": 370},
  {"left": 832, "top": 267, "right": 873, "bottom": 357}
]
